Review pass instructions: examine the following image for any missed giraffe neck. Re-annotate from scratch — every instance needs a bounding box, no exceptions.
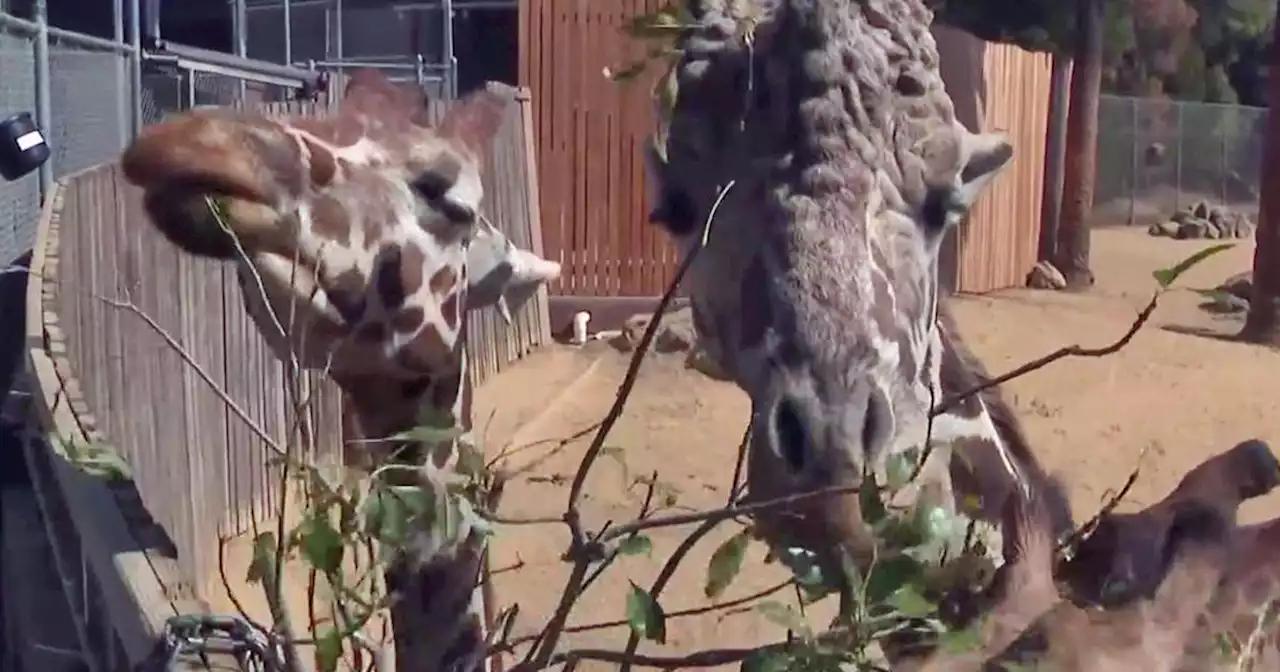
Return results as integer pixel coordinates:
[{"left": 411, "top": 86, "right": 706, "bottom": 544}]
[
  {"left": 929, "top": 305, "right": 1075, "bottom": 545},
  {"left": 340, "top": 343, "right": 494, "bottom": 672}
]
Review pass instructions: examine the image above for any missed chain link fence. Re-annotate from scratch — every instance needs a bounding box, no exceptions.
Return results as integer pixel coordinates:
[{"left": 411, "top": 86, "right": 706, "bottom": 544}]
[
  {"left": 1093, "top": 94, "right": 1268, "bottom": 228},
  {"left": 0, "top": 7, "right": 335, "bottom": 670},
  {"left": 0, "top": 18, "right": 41, "bottom": 268}
]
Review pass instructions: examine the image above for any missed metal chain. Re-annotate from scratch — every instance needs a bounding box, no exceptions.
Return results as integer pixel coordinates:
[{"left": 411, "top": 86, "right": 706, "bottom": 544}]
[{"left": 159, "top": 614, "right": 284, "bottom": 672}]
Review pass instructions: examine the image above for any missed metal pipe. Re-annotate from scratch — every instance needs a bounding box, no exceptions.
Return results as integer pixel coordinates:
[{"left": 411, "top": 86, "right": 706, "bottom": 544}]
[
  {"left": 33, "top": 0, "right": 53, "bottom": 193},
  {"left": 114, "top": 0, "right": 128, "bottom": 148},
  {"left": 442, "top": 0, "right": 455, "bottom": 98},
  {"left": 144, "top": 0, "right": 160, "bottom": 42},
  {"left": 153, "top": 40, "right": 321, "bottom": 85},
  {"left": 334, "top": 0, "right": 343, "bottom": 62},
  {"left": 233, "top": 0, "right": 247, "bottom": 105},
  {"left": 296, "top": 58, "right": 422, "bottom": 70},
  {"left": 128, "top": 0, "right": 142, "bottom": 132},
  {"left": 283, "top": 0, "right": 292, "bottom": 65}
]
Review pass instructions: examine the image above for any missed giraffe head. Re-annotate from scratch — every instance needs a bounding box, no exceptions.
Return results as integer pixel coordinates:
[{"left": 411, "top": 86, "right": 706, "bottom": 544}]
[
  {"left": 120, "top": 71, "right": 560, "bottom": 385},
  {"left": 644, "top": 0, "right": 1013, "bottom": 564}
]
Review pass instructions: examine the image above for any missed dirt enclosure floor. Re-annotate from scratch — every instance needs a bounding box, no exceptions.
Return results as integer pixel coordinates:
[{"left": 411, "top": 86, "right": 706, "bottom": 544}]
[{"left": 474, "top": 227, "right": 1280, "bottom": 667}]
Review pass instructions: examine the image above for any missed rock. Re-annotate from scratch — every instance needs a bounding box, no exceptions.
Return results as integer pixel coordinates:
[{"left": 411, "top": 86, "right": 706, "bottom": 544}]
[
  {"left": 1175, "top": 219, "right": 1210, "bottom": 239},
  {"left": 685, "top": 347, "right": 730, "bottom": 381},
  {"left": 1235, "top": 218, "right": 1254, "bottom": 238},
  {"left": 1208, "top": 208, "right": 1226, "bottom": 226},
  {"left": 1026, "top": 261, "right": 1066, "bottom": 290},
  {"left": 1217, "top": 271, "right": 1253, "bottom": 301},
  {"left": 1149, "top": 220, "right": 1179, "bottom": 237},
  {"left": 1203, "top": 221, "right": 1221, "bottom": 239},
  {"left": 1171, "top": 210, "right": 1193, "bottom": 225},
  {"left": 612, "top": 306, "right": 699, "bottom": 354},
  {"left": 1202, "top": 293, "right": 1249, "bottom": 314},
  {"left": 1191, "top": 200, "right": 1210, "bottom": 219}
]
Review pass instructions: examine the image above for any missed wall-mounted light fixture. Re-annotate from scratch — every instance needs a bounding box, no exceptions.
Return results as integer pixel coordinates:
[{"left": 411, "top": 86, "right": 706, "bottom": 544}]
[{"left": 0, "top": 112, "right": 51, "bottom": 182}]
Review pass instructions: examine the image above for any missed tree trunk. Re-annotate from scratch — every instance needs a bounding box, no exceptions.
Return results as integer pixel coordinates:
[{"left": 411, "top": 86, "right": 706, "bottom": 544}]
[
  {"left": 1054, "top": 0, "right": 1104, "bottom": 290},
  {"left": 1239, "top": 10, "right": 1280, "bottom": 346},
  {"left": 1039, "top": 54, "right": 1072, "bottom": 262}
]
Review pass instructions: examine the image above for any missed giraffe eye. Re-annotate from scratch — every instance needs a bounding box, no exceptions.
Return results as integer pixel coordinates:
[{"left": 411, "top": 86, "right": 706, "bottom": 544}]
[
  {"left": 411, "top": 171, "right": 453, "bottom": 201},
  {"left": 920, "top": 187, "right": 964, "bottom": 232}
]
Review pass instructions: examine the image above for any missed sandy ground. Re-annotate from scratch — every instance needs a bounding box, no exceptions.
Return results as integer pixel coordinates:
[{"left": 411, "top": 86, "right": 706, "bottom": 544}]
[{"left": 473, "top": 227, "right": 1280, "bottom": 668}]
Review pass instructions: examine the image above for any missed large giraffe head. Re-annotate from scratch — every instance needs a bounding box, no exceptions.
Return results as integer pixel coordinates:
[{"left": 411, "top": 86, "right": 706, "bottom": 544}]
[
  {"left": 644, "top": 0, "right": 1014, "bottom": 563},
  {"left": 120, "top": 72, "right": 560, "bottom": 404}
]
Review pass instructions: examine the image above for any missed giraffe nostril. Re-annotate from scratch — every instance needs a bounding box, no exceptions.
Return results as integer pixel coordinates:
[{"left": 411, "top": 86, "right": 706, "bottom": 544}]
[
  {"left": 772, "top": 396, "right": 809, "bottom": 472},
  {"left": 861, "top": 387, "right": 890, "bottom": 457}
]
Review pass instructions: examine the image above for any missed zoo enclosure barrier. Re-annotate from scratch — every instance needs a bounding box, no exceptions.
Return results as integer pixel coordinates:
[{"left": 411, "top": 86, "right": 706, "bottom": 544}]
[
  {"left": 243, "top": 0, "right": 461, "bottom": 100},
  {"left": 23, "top": 82, "right": 551, "bottom": 670},
  {"left": 1093, "top": 94, "right": 1269, "bottom": 228}
]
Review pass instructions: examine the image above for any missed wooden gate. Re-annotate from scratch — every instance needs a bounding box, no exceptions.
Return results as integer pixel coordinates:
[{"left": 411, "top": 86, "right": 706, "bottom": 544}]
[{"left": 518, "top": 5, "right": 1053, "bottom": 302}]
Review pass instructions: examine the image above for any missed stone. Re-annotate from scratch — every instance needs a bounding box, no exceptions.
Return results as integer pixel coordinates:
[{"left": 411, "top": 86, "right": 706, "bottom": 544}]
[
  {"left": 1026, "top": 260, "right": 1066, "bottom": 290},
  {"left": 1191, "top": 200, "right": 1210, "bottom": 219},
  {"left": 1149, "top": 220, "right": 1179, "bottom": 237},
  {"left": 613, "top": 306, "right": 699, "bottom": 354},
  {"left": 1171, "top": 210, "right": 1193, "bottom": 225},
  {"left": 1235, "top": 218, "right": 1254, "bottom": 238},
  {"left": 685, "top": 347, "right": 730, "bottom": 381},
  {"left": 1202, "top": 293, "right": 1249, "bottom": 314},
  {"left": 1207, "top": 208, "right": 1226, "bottom": 226},
  {"left": 1217, "top": 271, "right": 1253, "bottom": 301},
  {"left": 1202, "top": 221, "right": 1221, "bottom": 239},
  {"left": 1175, "top": 219, "right": 1209, "bottom": 239}
]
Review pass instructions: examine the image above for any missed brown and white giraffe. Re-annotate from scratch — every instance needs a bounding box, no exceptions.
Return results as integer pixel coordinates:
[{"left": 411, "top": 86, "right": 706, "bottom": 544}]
[
  {"left": 120, "top": 71, "right": 560, "bottom": 672},
  {"left": 643, "top": 0, "right": 1069, "bottom": 573},
  {"left": 908, "top": 438, "right": 1280, "bottom": 671}
]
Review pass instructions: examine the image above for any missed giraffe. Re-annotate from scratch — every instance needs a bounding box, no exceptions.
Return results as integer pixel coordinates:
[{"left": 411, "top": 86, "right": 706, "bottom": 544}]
[
  {"left": 119, "top": 71, "right": 560, "bottom": 672},
  {"left": 642, "top": 0, "right": 1068, "bottom": 574},
  {"left": 905, "top": 438, "right": 1280, "bottom": 671}
]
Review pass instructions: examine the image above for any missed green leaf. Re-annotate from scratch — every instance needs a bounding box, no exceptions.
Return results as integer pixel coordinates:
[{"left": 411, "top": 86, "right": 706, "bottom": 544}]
[
  {"left": 604, "top": 60, "right": 650, "bottom": 83},
  {"left": 392, "top": 423, "right": 463, "bottom": 444},
  {"left": 625, "top": 582, "right": 667, "bottom": 643},
  {"left": 704, "top": 530, "right": 751, "bottom": 598},
  {"left": 454, "top": 495, "right": 493, "bottom": 539},
  {"left": 362, "top": 484, "right": 433, "bottom": 547},
  {"left": 1152, "top": 243, "right": 1234, "bottom": 288},
  {"left": 940, "top": 623, "right": 983, "bottom": 653},
  {"left": 755, "top": 601, "right": 811, "bottom": 638},
  {"left": 296, "top": 509, "right": 345, "bottom": 575},
  {"left": 887, "top": 585, "right": 936, "bottom": 617},
  {"left": 246, "top": 532, "right": 277, "bottom": 584},
  {"left": 741, "top": 650, "right": 792, "bottom": 672},
  {"left": 455, "top": 437, "right": 487, "bottom": 479},
  {"left": 617, "top": 534, "right": 653, "bottom": 557},
  {"left": 314, "top": 628, "right": 343, "bottom": 672},
  {"left": 864, "top": 555, "right": 924, "bottom": 603},
  {"left": 885, "top": 450, "right": 918, "bottom": 491}
]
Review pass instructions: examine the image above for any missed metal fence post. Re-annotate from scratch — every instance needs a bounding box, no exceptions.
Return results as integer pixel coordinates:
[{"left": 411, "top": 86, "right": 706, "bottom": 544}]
[
  {"left": 443, "top": 0, "right": 456, "bottom": 98},
  {"left": 283, "top": 0, "right": 292, "bottom": 66},
  {"left": 32, "top": 0, "right": 53, "bottom": 197},
  {"left": 1129, "top": 97, "right": 1138, "bottom": 226},
  {"left": 128, "top": 0, "right": 142, "bottom": 134},
  {"left": 1220, "top": 105, "right": 1229, "bottom": 205},
  {"left": 1174, "top": 101, "right": 1184, "bottom": 211},
  {"left": 113, "top": 0, "right": 129, "bottom": 148}
]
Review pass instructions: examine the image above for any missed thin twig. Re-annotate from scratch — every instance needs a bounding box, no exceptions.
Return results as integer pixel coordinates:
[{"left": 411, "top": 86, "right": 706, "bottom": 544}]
[
  {"left": 525, "top": 181, "right": 737, "bottom": 668},
  {"left": 935, "top": 292, "right": 1160, "bottom": 415}
]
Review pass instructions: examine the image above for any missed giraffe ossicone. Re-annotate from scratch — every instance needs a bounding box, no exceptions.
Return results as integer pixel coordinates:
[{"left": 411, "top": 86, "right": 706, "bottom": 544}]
[{"left": 121, "top": 70, "right": 558, "bottom": 671}]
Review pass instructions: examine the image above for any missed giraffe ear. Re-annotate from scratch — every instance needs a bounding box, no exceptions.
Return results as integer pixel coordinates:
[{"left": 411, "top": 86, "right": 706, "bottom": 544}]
[
  {"left": 953, "top": 130, "right": 1013, "bottom": 209},
  {"left": 465, "top": 225, "right": 560, "bottom": 323},
  {"left": 438, "top": 89, "right": 508, "bottom": 157}
]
